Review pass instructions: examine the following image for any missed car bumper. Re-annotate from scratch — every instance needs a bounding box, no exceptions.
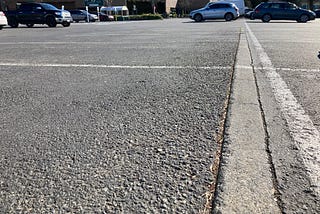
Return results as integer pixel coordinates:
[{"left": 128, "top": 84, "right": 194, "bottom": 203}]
[
  {"left": 0, "top": 18, "right": 7, "bottom": 26},
  {"left": 55, "top": 17, "right": 73, "bottom": 23}
]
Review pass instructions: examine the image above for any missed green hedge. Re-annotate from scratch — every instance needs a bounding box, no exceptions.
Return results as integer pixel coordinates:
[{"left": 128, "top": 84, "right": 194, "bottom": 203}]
[{"left": 129, "top": 14, "right": 163, "bottom": 20}]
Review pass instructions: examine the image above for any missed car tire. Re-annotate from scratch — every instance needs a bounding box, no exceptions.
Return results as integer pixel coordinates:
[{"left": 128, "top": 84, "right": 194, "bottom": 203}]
[
  {"left": 26, "top": 23, "right": 34, "bottom": 28},
  {"left": 298, "top": 14, "right": 309, "bottom": 23},
  {"left": 62, "top": 21, "right": 70, "bottom": 27},
  {"left": 8, "top": 18, "right": 19, "bottom": 28},
  {"left": 262, "top": 14, "right": 271, "bottom": 22},
  {"left": 194, "top": 14, "right": 203, "bottom": 22},
  {"left": 225, "top": 13, "right": 234, "bottom": 21},
  {"left": 250, "top": 13, "right": 255, "bottom": 20},
  {"left": 0, "top": 26, "right": 3, "bottom": 30},
  {"left": 46, "top": 16, "right": 57, "bottom": 27}
]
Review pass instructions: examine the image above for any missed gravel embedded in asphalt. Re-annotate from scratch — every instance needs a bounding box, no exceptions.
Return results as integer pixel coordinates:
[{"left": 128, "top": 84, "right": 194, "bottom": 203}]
[{"left": 0, "top": 19, "right": 241, "bottom": 212}]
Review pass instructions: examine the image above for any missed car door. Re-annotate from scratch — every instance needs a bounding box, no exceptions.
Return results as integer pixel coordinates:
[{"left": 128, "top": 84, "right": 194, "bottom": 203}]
[
  {"left": 77, "top": 11, "right": 86, "bottom": 21},
  {"left": 80, "top": 11, "right": 88, "bottom": 21},
  {"left": 217, "top": 4, "right": 230, "bottom": 18},
  {"left": 203, "top": 4, "right": 219, "bottom": 19},
  {"left": 17, "top": 4, "right": 33, "bottom": 23},
  {"left": 72, "top": 11, "right": 80, "bottom": 21},
  {"left": 281, "top": 3, "right": 299, "bottom": 20},
  {"left": 32, "top": 5, "right": 46, "bottom": 23},
  {"left": 268, "top": 3, "right": 282, "bottom": 19}
]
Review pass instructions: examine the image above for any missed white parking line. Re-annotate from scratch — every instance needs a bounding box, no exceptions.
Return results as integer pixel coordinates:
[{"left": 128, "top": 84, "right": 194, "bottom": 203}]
[
  {"left": 236, "top": 65, "right": 320, "bottom": 73},
  {"left": 246, "top": 23, "right": 320, "bottom": 196},
  {"left": 1, "top": 62, "right": 318, "bottom": 73},
  {"left": 0, "top": 62, "right": 232, "bottom": 70}
]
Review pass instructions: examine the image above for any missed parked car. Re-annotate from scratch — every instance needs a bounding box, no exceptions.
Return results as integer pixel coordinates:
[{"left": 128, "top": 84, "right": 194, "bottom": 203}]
[
  {"left": 244, "top": 10, "right": 254, "bottom": 19},
  {"left": 69, "top": 10, "right": 98, "bottom": 22},
  {"left": 0, "top": 11, "right": 8, "bottom": 30},
  {"left": 189, "top": 2, "right": 240, "bottom": 22},
  {"left": 253, "top": 2, "right": 316, "bottom": 23},
  {"left": 5, "top": 2, "right": 72, "bottom": 28},
  {"left": 314, "top": 9, "right": 320, "bottom": 18},
  {"left": 99, "top": 12, "right": 114, "bottom": 21},
  {"left": 244, "top": 7, "right": 253, "bottom": 14}
]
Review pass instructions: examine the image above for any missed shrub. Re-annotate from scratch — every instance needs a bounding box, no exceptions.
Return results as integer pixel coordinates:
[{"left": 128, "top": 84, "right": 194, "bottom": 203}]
[{"left": 129, "top": 14, "right": 163, "bottom": 20}]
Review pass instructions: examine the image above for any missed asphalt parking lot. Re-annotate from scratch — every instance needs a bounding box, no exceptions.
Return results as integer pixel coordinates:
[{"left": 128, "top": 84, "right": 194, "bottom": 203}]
[
  {"left": 1, "top": 18, "right": 320, "bottom": 213},
  {"left": 0, "top": 19, "right": 241, "bottom": 212}
]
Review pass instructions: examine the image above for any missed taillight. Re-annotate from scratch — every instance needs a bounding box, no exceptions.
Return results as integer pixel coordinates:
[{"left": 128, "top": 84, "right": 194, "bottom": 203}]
[{"left": 255, "top": 9, "right": 260, "bottom": 13}]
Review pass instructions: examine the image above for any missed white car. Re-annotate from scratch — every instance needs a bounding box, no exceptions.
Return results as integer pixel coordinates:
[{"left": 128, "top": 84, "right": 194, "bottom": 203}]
[
  {"left": 0, "top": 11, "right": 7, "bottom": 30},
  {"left": 190, "top": 2, "right": 240, "bottom": 22}
]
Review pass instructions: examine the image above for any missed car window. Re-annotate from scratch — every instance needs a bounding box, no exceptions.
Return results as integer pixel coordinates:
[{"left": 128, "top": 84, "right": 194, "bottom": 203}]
[
  {"left": 31, "top": 5, "right": 42, "bottom": 11},
  {"left": 256, "top": 3, "right": 269, "bottom": 9},
  {"left": 41, "top": 3, "right": 58, "bottom": 10},
  {"left": 284, "top": 3, "right": 297, "bottom": 10},
  {"left": 209, "top": 4, "right": 220, "bottom": 9},
  {"left": 20, "top": 4, "right": 33, "bottom": 11},
  {"left": 270, "top": 3, "right": 281, "bottom": 9},
  {"left": 221, "top": 4, "right": 231, "bottom": 8}
]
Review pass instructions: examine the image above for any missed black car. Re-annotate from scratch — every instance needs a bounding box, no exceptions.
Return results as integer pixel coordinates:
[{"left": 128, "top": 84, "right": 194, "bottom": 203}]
[
  {"left": 5, "top": 3, "right": 72, "bottom": 28},
  {"left": 314, "top": 9, "right": 320, "bottom": 18},
  {"left": 253, "top": 2, "right": 316, "bottom": 23}
]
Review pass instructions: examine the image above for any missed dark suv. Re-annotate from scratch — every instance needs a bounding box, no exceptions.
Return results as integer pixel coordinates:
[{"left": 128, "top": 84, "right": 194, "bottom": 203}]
[
  {"left": 5, "top": 3, "right": 72, "bottom": 28},
  {"left": 253, "top": 2, "right": 316, "bottom": 23}
]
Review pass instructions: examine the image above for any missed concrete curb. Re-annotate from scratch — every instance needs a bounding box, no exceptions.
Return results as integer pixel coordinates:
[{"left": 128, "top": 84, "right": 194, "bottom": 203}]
[{"left": 213, "top": 30, "right": 281, "bottom": 213}]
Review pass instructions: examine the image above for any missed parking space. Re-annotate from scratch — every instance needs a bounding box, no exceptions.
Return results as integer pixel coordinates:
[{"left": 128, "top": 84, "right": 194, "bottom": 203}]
[
  {"left": 0, "top": 19, "right": 241, "bottom": 212},
  {"left": 2, "top": 16, "right": 319, "bottom": 212},
  {"left": 246, "top": 20, "right": 320, "bottom": 212}
]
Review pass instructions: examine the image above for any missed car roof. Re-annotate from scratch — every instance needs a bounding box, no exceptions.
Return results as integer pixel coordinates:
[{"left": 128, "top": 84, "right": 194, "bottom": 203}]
[{"left": 209, "top": 1, "right": 233, "bottom": 5}]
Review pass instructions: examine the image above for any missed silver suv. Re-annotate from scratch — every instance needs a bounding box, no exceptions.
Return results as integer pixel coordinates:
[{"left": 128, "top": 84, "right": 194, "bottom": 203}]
[{"left": 190, "top": 2, "right": 240, "bottom": 22}]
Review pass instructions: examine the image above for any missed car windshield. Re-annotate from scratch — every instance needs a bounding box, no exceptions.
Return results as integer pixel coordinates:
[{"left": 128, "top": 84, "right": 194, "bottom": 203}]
[
  {"left": 81, "top": 10, "right": 89, "bottom": 14},
  {"left": 286, "top": 3, "right": 297, "bottom": 9},
  {"left": 206, "top": 2, "right": 214, "bottom": 8},
  {"left": 41, "top": 3, "right": 58, "bottom": 10}
]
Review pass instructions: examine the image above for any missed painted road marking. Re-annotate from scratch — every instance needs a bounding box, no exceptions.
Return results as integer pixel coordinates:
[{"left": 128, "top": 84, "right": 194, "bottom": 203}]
[
  {"left": 0, "top": 62, "right": 231, "bottom": 70},
  {"left": 0, "top": 62, "right": 318, "bottom": 73},
  {"left": 246, "top": 23, "right": 320, "bottom": 196}
]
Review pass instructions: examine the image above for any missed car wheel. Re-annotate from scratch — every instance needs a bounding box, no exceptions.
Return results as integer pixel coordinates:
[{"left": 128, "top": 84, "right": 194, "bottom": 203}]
[
  {"left": 46, "top": 16, "right": 57, "bottom": 27},
  {"left": 194, "top": 14, "right": 203, "bottom": 22},
  {"left": 62, "top": 21, "right": 70, "bottom": 27},
  {"left": 262, "top": 14, "right": 271, "bottom": 22},
  {"left": 298, "top": 14, "right": 309, "bottom": 23},
  {"left": 250, "top": 13, "right": 255, "bottom": 20},
  {"left": 225, "top": 13, "right": 234, "bottom": 21},
  {"left": 0, "top": 26, "right": 3, "bottom": 30},
  {"left": 26, "top": 23, "right": 34, "bottom": 28},
  {"left": 9, "top": 18, "right": 19, "bottom": 28}
]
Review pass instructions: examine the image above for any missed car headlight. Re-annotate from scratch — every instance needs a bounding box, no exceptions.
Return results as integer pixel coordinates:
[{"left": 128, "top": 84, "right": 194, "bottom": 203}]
[
  {"left": 62, "top": 12, "right": 70, "bottom": 17},
  {"left": 55, "top": 12, "right": 61, "bottom": 16}
]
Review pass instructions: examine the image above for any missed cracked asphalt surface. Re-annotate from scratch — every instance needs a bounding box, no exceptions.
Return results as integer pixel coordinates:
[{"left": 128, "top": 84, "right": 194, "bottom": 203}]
[{"left": 0, "top": 19, "right": 241, "bottom": 212}]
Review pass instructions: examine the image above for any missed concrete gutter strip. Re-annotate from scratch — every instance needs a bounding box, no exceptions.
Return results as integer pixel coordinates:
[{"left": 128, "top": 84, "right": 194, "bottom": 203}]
[{"left": 213, "top": 31, "right": 281, "bottom": 213}]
